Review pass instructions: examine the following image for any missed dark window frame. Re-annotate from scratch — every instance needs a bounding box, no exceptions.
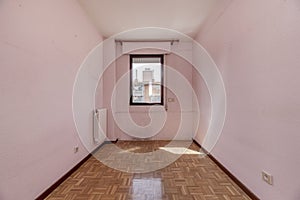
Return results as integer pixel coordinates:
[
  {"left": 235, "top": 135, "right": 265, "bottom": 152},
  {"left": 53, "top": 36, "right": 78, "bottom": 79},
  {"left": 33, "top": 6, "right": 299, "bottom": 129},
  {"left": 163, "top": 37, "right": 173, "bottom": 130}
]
[{"left": 130, "top": 54, "right": 164, "bottom": 106}]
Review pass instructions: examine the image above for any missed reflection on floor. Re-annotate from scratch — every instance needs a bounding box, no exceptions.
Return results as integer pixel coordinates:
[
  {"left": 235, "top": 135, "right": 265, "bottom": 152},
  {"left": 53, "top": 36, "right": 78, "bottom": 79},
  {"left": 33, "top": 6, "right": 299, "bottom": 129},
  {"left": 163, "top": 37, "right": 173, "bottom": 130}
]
[
  {"left": 46, "top": 141, "right": 251, "bottom": 200},
  {"left": 132, "top": 178, "right": 162, "bottom": 200}
]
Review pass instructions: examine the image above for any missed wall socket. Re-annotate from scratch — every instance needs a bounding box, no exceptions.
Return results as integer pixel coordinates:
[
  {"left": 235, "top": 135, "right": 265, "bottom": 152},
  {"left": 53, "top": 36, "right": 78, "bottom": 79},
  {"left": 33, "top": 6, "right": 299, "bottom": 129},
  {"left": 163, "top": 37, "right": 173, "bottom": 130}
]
[
  {"left": 168, "top": 98, "right": 175, "bottom": 102},
  {"left": 74, "top": 146, "right": 79, "bottom": 153},
  {"left": 262, "top": 171, "right": 273, "bottom": 185}
]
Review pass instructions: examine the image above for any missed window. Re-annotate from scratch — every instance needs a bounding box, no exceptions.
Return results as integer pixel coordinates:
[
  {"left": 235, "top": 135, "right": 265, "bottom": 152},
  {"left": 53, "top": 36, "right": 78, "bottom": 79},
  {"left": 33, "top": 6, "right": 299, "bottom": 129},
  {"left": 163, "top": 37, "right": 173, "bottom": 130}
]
[{"left": 130, "top": 54, "right": 164, "bottom": 105}]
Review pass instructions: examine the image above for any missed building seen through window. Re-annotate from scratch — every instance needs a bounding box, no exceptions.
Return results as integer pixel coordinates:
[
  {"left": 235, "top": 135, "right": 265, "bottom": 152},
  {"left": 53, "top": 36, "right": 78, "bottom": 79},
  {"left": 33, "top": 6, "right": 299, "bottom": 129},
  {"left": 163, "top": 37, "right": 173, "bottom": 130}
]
[{"left": 130, "top": 55, "right": 164, "bottom": 105}]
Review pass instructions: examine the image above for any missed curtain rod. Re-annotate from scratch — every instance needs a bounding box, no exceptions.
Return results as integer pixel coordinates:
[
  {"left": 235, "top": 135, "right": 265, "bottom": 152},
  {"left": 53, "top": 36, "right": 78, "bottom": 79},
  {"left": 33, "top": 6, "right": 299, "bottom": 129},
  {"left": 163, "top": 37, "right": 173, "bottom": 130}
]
[{"left": 115, "top": 39, "right": 180, "bottom": 45}]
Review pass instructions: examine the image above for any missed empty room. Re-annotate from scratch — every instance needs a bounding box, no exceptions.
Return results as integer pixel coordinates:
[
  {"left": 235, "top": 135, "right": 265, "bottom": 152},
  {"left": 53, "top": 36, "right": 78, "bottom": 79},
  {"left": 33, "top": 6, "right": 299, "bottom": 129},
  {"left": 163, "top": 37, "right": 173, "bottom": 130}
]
[{"left": 1, "top": 0, "right": 300, "bottom": 200}]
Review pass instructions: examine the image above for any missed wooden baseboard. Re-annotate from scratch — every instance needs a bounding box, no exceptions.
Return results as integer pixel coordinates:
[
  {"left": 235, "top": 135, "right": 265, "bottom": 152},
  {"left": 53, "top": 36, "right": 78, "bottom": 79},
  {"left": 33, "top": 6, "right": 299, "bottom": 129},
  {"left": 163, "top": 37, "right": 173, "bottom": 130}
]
[
  {"left": 36, "top": 139, "right": 119, "bottom": 199},
  {"left": 35, "top": 153, "right": 91, "bottom": 200},
  {"left": 192, "top": 139, "right": 259, "bottom": 200},
  {"left": 35, "top": 140, "right": 116, "bottom": 200}
]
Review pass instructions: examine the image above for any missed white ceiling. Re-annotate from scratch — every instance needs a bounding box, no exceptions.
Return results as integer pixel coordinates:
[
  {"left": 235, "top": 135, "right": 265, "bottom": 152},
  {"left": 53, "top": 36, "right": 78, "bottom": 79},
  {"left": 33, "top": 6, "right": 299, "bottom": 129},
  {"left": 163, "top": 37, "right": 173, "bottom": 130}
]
[{"left": 77, "top": 0, "right": 220, "bottom": 39}]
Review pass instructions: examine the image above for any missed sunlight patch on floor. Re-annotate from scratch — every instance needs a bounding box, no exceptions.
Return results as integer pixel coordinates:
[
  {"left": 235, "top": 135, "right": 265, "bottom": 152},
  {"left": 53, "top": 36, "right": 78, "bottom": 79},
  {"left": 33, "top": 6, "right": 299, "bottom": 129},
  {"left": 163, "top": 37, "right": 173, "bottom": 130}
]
[
  {"left": 120, "top": 147, "right": 141, "bottom": 153},
  {"left": 159, "top": 147, "right": 205, "bottom": 155}
]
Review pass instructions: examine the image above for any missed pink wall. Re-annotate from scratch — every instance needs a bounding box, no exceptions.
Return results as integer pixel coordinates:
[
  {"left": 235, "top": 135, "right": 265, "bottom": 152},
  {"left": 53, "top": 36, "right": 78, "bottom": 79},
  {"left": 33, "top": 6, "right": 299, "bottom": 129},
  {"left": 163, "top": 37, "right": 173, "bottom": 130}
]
[
  {"left": 0, "top": 0, "right": 101, "bottom": 199},
  {"left": 96, "top": 53, "right": 194, "bottom": 140},
  {"left": 192, "top": 68, "right": 211, "bottom": 144},
  {"left": 194, "top": 0, "right": 300, "bottom": 199}
]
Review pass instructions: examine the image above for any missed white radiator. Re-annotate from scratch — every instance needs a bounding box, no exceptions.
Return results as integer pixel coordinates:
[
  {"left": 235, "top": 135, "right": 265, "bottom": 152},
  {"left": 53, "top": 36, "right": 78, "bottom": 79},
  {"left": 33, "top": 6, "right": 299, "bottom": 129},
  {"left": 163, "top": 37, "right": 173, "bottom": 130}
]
[{"left": 93, "top": 108, "right": 107, "bottom": 144}]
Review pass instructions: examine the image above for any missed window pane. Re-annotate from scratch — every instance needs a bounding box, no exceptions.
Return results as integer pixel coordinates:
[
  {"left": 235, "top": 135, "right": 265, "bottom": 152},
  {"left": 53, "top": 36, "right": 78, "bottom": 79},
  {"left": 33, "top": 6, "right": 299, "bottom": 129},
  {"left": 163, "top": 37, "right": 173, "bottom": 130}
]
[{"left": 131, "top": 56, "right": 163, "bottom": 105}]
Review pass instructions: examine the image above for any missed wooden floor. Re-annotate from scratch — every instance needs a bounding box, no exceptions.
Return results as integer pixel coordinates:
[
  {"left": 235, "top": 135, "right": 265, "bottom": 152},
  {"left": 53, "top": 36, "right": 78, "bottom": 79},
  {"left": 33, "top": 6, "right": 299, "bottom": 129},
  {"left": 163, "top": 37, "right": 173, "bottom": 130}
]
[{"left": 45, "top": 141, "right": 252, "bottom": 200}]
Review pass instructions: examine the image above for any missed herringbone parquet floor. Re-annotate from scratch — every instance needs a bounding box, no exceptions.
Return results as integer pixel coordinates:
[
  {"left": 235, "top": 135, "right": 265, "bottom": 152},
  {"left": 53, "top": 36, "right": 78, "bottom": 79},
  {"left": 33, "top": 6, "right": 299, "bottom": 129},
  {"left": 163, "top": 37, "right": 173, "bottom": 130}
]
[{"left": 45, "top": 141, "right": 252, "bottom": 200}]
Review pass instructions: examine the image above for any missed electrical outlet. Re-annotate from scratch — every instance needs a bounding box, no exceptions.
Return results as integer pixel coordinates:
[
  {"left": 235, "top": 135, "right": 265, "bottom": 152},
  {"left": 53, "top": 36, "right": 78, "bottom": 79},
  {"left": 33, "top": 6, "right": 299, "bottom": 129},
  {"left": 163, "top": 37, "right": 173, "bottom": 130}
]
[
  {"left": 168, "top": 98, "right": 175, "bottom": 102},
  {"left": 262, "top": 171, "right": 273, "bottom": 185},
  {"left": 74, "top": 146, "right": 79, "bottom": 153}
]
